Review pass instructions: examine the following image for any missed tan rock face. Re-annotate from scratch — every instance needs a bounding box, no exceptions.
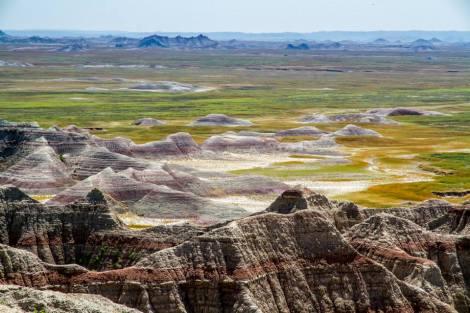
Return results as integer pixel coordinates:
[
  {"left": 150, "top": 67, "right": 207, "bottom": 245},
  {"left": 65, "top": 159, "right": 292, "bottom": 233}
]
[
  {"left": 58, "top": 210, "right": 454, "bottom": 313},
  {"left": 0, "top": 188, "right": 468, "bottom": 312},
  {"left": 346, "top": 214, "right": 468, "bottom": 310},
  {"left": 0, "top": 285, "right": 140, "bottom": 313}
]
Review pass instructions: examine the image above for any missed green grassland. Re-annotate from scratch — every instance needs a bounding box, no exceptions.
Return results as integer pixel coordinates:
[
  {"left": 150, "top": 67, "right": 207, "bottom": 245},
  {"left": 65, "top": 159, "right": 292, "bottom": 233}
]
[{"left": 0, "top": 47, "right": 469, "bottom": 206}]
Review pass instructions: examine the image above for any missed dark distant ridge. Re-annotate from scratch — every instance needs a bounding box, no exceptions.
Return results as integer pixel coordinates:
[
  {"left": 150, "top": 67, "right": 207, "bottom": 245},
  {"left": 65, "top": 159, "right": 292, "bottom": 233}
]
[
  {"left": 286, "top": 43, "right": 310, "bottom": 50},
  {"left": 310, "top": 41, "right": 343, "bottom": 49},
  {"left": 0, "top": 30, "right": 7, "bottom": 37},
  {"left": 373, "top": 38, "right": 389, "bottom": 44},
  {"left": 0, "top": 35, "right": 61, "bottom": 44},
  {"left": 57, "top": 42, "right": 89, "bottom": 52},
  {"left": 286, "top": 41, "right": 344, "bottom": 50},
  {"left": 5, "top": 30, "right": 470, "bottom": 42},
  {"left": 138, "top": 34, "right": 218, "bottom": 48},
  {"left": 410, "top": 38, "right": 436, "bottom": 51}
]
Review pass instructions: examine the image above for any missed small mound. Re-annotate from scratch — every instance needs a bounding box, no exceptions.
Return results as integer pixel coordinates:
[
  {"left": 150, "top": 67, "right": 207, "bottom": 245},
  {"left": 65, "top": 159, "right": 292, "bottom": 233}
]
[
  {"left": 299, "top": 113, "right": 395, "bottom": 125},
  {"left": 266, "top": 189, "right": 336, "bottom": 214},
  {"left": 275, "top": 126, "right": 327, "bottom": 137},
  {"left": 201, "top": 133, "right": 277, "bottom": 152},
  {"left": 63, "top": 124, "right": 90, "bottom": 134},
  {"left": 191, "top": 114, "right": 253, "bottom": 127},
  {"left": 367, "top": 107, "right": 445, "bottom": 117},
  {"left": 134, "top": 118, "right": 165, "bottom": 126},
  {"left": 333, "top": 124, "right": 382, "bottom": 137},
  {"left": 278, "top": 136, "right": 340, "bottom": 155}
]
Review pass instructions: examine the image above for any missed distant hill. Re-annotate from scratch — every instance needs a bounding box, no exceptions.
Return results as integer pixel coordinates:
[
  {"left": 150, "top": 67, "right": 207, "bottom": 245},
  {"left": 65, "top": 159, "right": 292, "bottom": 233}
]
[
  {"left": 57, "top": 42, "right": 88, "bottom": 52},
  {"left": 310, "top": 41, "right": 343, "bottom": 49},
  {"left": 373, "top": 38, "right": 389, "bottom": 44},
  {"left": 5, "top": 30, "right": 470, "bottom": 42},
  {"left": 138, "top": 34, "right": 218, "bottom": 49},
  {"left": 410, "top": 39, "right": 435, "bottom": 51},
  {"left": 0, "top": 30, "right": 7, "bottom": 37},
  {"left": 27, "top": 36, "right": 57, "bottom": 44},
  {"left": 286, "top": 43, "right": 309, "bottom": 50}
]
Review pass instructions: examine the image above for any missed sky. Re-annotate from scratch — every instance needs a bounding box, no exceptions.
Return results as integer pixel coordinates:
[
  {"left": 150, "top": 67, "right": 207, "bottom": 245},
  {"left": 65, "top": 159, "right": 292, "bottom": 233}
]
[{"left": 0, "top": 0, "right": 469, "bottom": 32}]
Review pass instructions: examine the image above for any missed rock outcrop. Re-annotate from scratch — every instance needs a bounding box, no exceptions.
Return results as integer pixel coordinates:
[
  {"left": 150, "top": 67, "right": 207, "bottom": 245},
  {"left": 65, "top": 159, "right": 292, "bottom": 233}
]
[
  {"left": 0, "top": 124, "right": 90, "bottom": 169},
  {"left": 202, "top": 133, "right": 277, "bottom": 152},
  {"left": 0, "top": 285, "right": 140, "bottom": 313},
  {"left": 332, "top": 124, "right": 382, "bottom": 137},
  {"left": 91, "top": 136, "right": 134, "bottom": 156},
  {"left": 48, "top": 167, "right": 156, "bottom": 206},
  {"left": 367, "top": 107, "right": 445, "bottom": 116},
  {"left": 0, "top": 185, "right": 38, "bottom": 204},
  {"left": 275, "top": 126, "right": 327, "bottom": 137},
  {"left": 192, "top": 114, "right": 253, "bottom": 127},
  {"left": 1, "top": 119, "right": 470, "bottom": 313},
  {"left": 133, "top": 118, "right": 165, "bottom": 126},
  {"left": 130, "top": 133, "right": 200, "bottom": 159},
  {"left": 138, "top": 34, "right": 218, "bottom": 49},
  {"left": 129, "top": 185, "right": 247, "bottom": 221},
  {"left": 300, "top": 113, "right": 396, "bottom": 124},
  {"left": 286, "top": 43, "right": 310, "bottom": 50},
  {"left": 0, "top": 145, "right": 74, "bottom": 194},
  {"left": 65, "top": 209, "right": 455, "bottom": 313},
  {"left": 57, "top": 42, "right": 89, "bottom": 52},
  {"left": 70, "top": 146, "right": 149, "bottom": 179},
  {"left": 0, "top": 186, "right": 467, "bottom": 312},
  {"left": 346, "top": 214, "right": 470, "bottom": 311},
  {"left": 279, "top": 135, "right": 341, "bottom": 154}
]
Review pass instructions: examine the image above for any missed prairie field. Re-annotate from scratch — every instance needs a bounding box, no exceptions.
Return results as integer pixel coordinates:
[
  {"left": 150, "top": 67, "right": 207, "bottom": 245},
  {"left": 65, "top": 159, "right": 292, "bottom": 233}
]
[{"left": 1, "top": 47, "right": 469, "bottom": 207}]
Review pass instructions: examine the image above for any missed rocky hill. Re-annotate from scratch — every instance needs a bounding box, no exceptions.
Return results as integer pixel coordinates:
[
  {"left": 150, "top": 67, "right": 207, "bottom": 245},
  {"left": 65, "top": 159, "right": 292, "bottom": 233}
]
[
  {"left": 0, "top": 120, "right": 469, "bottom": 312},
  {"left": 138, "top": 34, "right": 218, "bottom": 49},
  {"left": 0, "top": 185, "right": 467, "bottom": 312}
]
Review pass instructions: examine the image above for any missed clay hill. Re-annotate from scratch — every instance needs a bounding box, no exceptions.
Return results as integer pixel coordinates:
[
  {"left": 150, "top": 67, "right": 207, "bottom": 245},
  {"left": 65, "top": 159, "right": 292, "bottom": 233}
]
[
  {"left": 0, "top": 121, "right": 289, "bottom": 223},
  {"left": 0, "top": 117, "right": 468, "bottom": 312},
  {"left": 0, "top": 185, "right": 468, "bottom": 312}
]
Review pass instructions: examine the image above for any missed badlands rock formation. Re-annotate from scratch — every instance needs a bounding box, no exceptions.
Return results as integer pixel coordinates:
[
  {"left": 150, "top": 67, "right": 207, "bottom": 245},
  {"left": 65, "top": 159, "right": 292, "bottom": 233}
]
[
  {"left": 0, "top": 285, "right": 140, "bottom": 313},
  {"left": 133, "top": 118, "right": 165, "bottom": 126},
  {"left": 48, "top": 163, "right": 286, "bottom": 222},
  {"left": 138, "top": 34, "right": 218, "bottom": 49},
  {"left": 202, "top": 132, "right": 340, "bottom": 155},
  {"left": 278, "top": 136, "right": 341, "bottom": 155},
  {"left": 275, "top": 126, "right": 327, "bottom": 137},
  {"left": 299, "top": 113, "right": 396, "bottom": 124},
  {"left": 131, "top": 132, "right": 201, "bottom": 159},
  {"left": 70, "top": 146, "right": 150, "bottom": 179},
  {"left": 0, "top": 144, "right": 74, "bottom": 194},
  {"left": 0, "top": 185, "right": 468, "bottom": 312},
  {"left": 1, "top": 119, "right": 469, "bottom": 312},
  {"left": 367, "top": 107, "right": 445, "bottom": 116},
  {"left": 332, "top": 124, "right": 382, "bottom": 137},
  {"left": 191, "top": 114, "right": 253, "bottom": 126},
  {"left": 202, "top": 133, "right": 278, "bottom": 151}
]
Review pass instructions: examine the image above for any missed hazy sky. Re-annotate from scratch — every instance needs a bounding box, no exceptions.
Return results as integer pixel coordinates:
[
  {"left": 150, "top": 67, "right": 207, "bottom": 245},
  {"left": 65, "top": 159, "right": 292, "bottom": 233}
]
[{"left": 1, "top": 0, "right": 469, "bottom": 32}]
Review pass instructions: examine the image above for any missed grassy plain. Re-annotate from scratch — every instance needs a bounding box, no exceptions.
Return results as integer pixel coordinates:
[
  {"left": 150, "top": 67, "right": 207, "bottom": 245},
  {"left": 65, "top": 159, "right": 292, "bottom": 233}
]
[{"left": 0, "top": 47, "right": 469, "bottom": 207}]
